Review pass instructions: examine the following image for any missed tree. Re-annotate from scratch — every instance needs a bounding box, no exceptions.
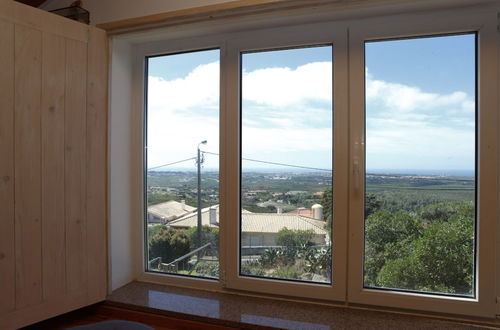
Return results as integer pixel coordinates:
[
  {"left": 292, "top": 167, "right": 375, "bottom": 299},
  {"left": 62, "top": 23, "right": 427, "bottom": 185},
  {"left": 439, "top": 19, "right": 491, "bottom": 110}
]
[
  {"left": 365, "top": 201, "right": 474, "bottom": 295},
  {"left": 149, "top": 227, "right": 191, "bottom": 266},
  {"left": 276, "top": 228, "right": 315, "bottom": 248},
  {"left": 320, "top": 187, "right": 333, "bottom": 226},
  {"left": 187, "top": 225, "right": 219, "bottom": 256},
  {"left": 365, "top": 193, "right": 382, "bottom": 217},
  {"left": 377, "top": 212, "right": 474, "bottom": 295},
  {"left": 364, "top": 210, "right": 423, "bottom": 286},
  {"left": 321, "top": 188, "right": 381, "bottom": 232}
]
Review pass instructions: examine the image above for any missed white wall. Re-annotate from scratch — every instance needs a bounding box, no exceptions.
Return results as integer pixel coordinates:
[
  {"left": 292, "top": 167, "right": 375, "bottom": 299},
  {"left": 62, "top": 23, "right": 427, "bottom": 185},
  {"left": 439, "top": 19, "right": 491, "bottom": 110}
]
[
  {"left": 41, "top": 0, "right": 238, "bottom": 25},
  {"left": 108, "top": 38, "right": 137, "bottom": 291}
]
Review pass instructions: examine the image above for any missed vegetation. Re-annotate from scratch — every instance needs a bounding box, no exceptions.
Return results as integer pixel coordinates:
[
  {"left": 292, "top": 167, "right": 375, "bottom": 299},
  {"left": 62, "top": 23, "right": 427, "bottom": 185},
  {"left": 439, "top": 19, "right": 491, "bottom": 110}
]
[
  {"left": 186, "top": 226, "right": 219, "bottom": 257},
  {"left": 241, "top": 228, "right": 331, "bottom": 282},
  {"left": 147, "top": 171, "right": 475, "bottom": 293},
  {"left": 148, "top": 226, "right": 191, "bottom": 267},
  {"left": 364, "top": 202, "right": 474, "bottom": 295}
]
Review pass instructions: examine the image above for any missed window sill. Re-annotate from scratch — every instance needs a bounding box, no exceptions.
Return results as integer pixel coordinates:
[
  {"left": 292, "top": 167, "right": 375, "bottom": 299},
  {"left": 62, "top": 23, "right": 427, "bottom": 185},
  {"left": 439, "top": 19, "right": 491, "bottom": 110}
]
[{"left": 107, "top": 281, "right": 499, "bottom": 329}]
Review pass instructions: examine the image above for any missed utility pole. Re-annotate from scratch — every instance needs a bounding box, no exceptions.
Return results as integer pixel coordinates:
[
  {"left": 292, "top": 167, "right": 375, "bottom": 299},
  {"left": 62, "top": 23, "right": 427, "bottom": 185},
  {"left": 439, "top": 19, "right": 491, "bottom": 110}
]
[{"left": 197, "top": 140, "right": 207, "bottom": 261}]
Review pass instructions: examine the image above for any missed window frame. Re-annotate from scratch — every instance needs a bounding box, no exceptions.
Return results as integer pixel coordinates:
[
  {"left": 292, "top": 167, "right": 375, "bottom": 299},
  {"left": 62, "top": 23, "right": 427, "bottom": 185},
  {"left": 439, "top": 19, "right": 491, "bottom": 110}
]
[
  {"left": 133, "top": 34, "right": 227, "bottom": 291},
  {"left": 347, "top": 7, "right": 498, "bottom": 317},
  {"left": 120, "top": 1, "right": 500, "bottom": 317},
  {"left": 223, "top": 22, "right": 349, "bottom": 301}
]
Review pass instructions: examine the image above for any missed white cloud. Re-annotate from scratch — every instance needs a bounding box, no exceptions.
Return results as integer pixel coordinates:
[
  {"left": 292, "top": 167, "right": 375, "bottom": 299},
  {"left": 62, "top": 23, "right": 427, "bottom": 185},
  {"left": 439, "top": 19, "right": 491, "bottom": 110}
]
[
  {"left": 365, "top": 70, "right": 475, "bottom": 170},
  {"left": 242, "top": 62, "right": 332, "bottom": 107},
  {"left": 148, "top": 62, "right": 219, "bottom": 113},
  {"left": 366, "top": 70, "right": 473, "bottom": 116},
  {"left": 146, "top": 61, "right": 475, "bottom": 171}
]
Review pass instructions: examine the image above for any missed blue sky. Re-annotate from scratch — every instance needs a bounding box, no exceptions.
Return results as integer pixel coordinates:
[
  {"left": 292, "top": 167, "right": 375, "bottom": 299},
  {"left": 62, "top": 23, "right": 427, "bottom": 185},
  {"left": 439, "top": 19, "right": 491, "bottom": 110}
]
[{"left": 147, "top": 34, "right": 475, "bottom": 174}]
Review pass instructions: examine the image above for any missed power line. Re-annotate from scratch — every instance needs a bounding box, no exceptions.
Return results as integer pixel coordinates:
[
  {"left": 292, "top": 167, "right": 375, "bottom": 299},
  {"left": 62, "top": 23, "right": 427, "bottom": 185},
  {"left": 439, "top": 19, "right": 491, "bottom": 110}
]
[
  {"left": 203, "top": 151, "right": 331, "bottom": 172},
  {"left": 147, "top": 157, "right": 196, "bottom": 170},
  {"left": 148, "top": 152, "right": 332, "bottom": 173}
]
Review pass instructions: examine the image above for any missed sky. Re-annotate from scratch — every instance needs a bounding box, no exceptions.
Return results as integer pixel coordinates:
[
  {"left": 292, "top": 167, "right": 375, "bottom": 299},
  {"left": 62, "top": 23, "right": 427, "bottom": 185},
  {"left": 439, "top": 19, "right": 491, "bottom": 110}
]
[{"left": 147, "top": 34, "right": 476, "bottom": 174}]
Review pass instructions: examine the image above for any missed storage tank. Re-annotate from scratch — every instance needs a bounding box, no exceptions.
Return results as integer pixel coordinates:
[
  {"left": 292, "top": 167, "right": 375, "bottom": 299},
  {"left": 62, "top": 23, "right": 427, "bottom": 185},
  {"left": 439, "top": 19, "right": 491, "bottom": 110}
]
[{"left": 311, "top": 204, "right": 323, "bottom": 221}]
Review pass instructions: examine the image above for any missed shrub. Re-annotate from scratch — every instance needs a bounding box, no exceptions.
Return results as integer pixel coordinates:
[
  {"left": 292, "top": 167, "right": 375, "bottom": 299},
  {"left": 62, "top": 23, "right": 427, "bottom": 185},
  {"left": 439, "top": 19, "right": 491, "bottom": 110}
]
[
  {"left": 194, "top": 261, "right": 219, "bottom": 278},
  {"left": 272, "top": 265, "right": 299, "bottom": 279},
  {"left": 241, "top": 262, "right": 265, "bottom": 276},
  {"left": 187, "top": 226, "right": 219, "bottom": 256},
  {"left": 276, "top": 228, "right": 315, "bottom": 248},
  {"left": 149, "top": 227, "right": 191, "bottom": 267}
]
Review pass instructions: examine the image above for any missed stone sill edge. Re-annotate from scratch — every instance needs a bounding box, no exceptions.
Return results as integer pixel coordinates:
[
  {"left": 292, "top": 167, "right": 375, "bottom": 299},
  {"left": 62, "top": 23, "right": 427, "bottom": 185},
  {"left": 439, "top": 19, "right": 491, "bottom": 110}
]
[{"left": 106, "top": 281, "right": 500, "bottom": 329}]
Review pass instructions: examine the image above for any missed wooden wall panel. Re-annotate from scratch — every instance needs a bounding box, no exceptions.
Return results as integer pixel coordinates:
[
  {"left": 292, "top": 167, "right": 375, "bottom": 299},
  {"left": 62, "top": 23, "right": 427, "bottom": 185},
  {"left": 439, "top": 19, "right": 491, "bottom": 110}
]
[
  {"left": 0, "top": 19, "right": 16, "bottom": 315},
  {"left": 0, "top": 2, "right": 108, "bottom": 328},
  {"left": 65, "top": 39, "right": 88, "bottom": 295},
  {"left": 14, "top": 24, "right": 43, "bottom": 309},
  {"left": 41, "top": 32, "right": 67, "bottom": 300},
  {"left": 86, "top": 27, "right": 109, "bottom": 301},
  {"left": 0, "top": 0, "right": 88, "bottom": 43}
]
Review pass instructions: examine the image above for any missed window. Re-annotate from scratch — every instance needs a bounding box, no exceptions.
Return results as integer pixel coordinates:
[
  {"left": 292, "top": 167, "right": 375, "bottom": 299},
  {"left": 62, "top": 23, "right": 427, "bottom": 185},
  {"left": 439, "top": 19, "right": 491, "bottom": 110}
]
[
  {"left": 239, "top": 46, "right": 333, "bottom": 284},
  {"left": 123, "top": 2, "right": 499, "bottom": 318},
  {"left": 363, "top": 34, "right": 477, "bottom": 297},
  {"left": 145, "top": 49, "right": 220, "bottom": 279}
]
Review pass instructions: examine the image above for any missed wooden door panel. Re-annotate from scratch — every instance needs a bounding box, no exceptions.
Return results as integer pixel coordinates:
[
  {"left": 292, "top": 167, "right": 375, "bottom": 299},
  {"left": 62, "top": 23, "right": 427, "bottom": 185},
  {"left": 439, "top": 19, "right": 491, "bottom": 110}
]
[
  {"left": 14, "top": 24, "right": 43, "bottom": 310},
  {"left": 65, "top": 38, "right": 88, "bottom": 296},
  {"left": 41, "top": 32, "right": 67, "bottom": 300},
  {"left": 0, "top": 2, "right": 108, "bottom": 329}
]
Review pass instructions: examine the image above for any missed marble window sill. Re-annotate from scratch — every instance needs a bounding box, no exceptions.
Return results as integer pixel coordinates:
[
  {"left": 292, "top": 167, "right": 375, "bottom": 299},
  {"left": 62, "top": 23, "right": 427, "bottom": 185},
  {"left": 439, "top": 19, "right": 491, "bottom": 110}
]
[{"left": 107, "top": 281, "right": 499, "bottom": 329}]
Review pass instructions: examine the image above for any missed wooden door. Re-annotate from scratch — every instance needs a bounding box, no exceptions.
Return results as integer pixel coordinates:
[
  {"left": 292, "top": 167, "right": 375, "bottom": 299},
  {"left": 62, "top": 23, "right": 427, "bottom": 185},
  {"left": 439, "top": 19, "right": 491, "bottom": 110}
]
[{"left": 0, "top": 2, "right": 107, "bottom": 329}]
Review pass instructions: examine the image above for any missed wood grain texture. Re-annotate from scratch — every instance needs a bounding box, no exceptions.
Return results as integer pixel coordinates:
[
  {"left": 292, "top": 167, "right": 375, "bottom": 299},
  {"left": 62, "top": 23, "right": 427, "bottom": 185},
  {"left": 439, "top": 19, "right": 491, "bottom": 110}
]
[
  {"left": 65, "top": 38, "right": 88, "bottom": 295},
  {"left": 97, "top": 0, "right": 291, "bottom": 32},
  {"left": 41, "top": 32, "right": 67, "bottom": 301},
  {"left": 0, "top": 0, "right": 88, "bottom": 42},
  {"left": 0, "top": 18, "right": 16, "bottom": 315},
  {"left": 86, "top": 27, "right": 108, "bottom": 302},
  {"left": 0, "top": 2, "right": 108, "bottom": 327},
  {"left": 14, "top": 24, "right": 43, "bottom": 309}
]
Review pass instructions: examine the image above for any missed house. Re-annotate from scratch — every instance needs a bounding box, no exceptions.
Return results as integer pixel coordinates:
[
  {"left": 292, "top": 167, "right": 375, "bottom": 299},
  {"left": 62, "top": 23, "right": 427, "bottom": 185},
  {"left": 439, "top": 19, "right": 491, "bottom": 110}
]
[
  {"left": 147, "top": 200, "right": 195, "bottom": 224},
  {"left": 167, "top": 205, "right": 328, "bottom": 247}
]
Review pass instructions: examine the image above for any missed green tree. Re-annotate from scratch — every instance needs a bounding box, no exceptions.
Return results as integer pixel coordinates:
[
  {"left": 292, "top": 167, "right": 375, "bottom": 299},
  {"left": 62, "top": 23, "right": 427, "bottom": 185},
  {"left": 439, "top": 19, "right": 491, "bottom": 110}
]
[
  {"left": 365, "top": 193, "right": 382, "bottom": 217},
  {"left": 321, "top": 189, "right": 381, "bottom": 231},
  {"left": 377, "top": 212, "right": 474, "bottom": 295},
  {"left": 149, "top": 227, "right": 191, "bottom": 266},
  {"left": 320, "top": 187, "right": 333, "bottom": 224},
  {"left": 276, "top": 228, "right": 315, "bottom": 248},
  {"left": 187, "top": 225, "right": 219, "bottom": 256},
  {"left": 364, "top": 210, "right": 423, "bottom": 286},
  {"left": 364, "top": 201, "right": 474, "bottom": 295},
  {"left": 419, "top": 201, "right": 474, "bottom": 223}
]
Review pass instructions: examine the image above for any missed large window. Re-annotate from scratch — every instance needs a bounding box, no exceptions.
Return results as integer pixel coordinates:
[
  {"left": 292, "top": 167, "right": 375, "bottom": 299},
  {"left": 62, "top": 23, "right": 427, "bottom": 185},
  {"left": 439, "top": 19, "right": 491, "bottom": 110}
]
[
  {"left": 363, "top": 34, "right": 476, "bottom": 297},
  {"left": 145, "top": 49, "right": 220, "bottom": 279},
  {"left": 131, "top": 3, "right": 499, "bottom": 318},
  {"left": 239, "top": 46, "right": 333, "bottom": 284}
]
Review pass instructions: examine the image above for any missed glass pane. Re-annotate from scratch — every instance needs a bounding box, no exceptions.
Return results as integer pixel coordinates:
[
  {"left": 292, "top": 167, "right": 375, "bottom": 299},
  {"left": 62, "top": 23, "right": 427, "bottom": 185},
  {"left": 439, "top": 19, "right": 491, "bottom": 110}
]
[
  {"left": 240, "top": 46, "right": 333, "bottom": 284},
  {"left": 364, "top": 34, "right": 476, "bottom": 296},
  {"left": 145, "top": 49, "right": 220, "bottom": 279}
]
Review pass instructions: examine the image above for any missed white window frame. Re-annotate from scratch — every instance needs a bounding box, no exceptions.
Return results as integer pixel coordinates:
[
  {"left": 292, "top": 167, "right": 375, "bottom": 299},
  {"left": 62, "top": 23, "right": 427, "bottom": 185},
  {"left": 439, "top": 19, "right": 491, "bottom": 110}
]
[
  {"left": 109, "top": 0, "right": 500, "bottom": 318},
  {"left": 347, "top": 6, "right": 498, "bottom": 317},
  {"left": 223, "top": 22, "right": 348, "bottom": 301},
  {"left": 132, "top": 34, "right": 228, "bottom": 291}
]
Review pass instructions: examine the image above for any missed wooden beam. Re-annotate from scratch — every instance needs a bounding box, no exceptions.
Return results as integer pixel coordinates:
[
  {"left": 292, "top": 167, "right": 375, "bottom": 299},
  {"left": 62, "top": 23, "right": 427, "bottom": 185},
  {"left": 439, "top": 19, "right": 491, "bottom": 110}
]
[
  {"left": 98, "top": 0, "right": 498, "bottom": 35},
  {"left": 97, "top": 0, "right": 338, "bottom": 34}
]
